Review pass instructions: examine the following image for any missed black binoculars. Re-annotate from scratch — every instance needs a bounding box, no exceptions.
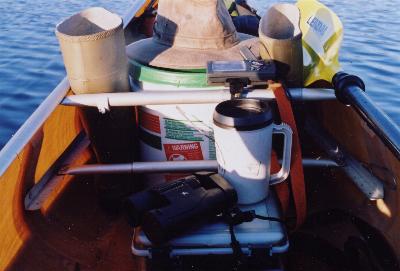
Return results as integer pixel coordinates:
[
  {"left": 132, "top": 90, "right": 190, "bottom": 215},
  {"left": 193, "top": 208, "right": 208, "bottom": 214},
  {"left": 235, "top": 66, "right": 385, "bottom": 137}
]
[{"left": 125, "top": 172, "right": 237, "bottom": 244}]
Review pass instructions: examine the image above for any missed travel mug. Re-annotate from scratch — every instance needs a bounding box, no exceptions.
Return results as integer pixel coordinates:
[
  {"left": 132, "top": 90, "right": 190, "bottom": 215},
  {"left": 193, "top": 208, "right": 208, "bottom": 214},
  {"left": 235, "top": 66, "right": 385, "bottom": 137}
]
[{"left": 213, "top": 99, "right": 292, "bottom": 204}]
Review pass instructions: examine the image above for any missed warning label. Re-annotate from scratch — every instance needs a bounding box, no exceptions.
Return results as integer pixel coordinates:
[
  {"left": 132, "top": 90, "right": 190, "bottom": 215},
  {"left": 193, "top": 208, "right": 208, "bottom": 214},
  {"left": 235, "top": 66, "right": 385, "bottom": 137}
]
[
  {"left": 163, "top": 142, "right": 204, "bottom": 182},
  {"left": 164, "top": 142, "right": 204, "bottom": 161},
  {"left": 139, "top": 109, "right": 161, "bottom": 134}
]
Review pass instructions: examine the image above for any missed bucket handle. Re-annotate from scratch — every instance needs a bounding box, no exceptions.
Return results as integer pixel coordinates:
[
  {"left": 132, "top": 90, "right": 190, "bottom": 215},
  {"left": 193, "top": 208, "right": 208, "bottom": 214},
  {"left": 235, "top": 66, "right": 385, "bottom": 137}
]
[{"left": 270, "top": 123, "right": 293, "bottom": 185}]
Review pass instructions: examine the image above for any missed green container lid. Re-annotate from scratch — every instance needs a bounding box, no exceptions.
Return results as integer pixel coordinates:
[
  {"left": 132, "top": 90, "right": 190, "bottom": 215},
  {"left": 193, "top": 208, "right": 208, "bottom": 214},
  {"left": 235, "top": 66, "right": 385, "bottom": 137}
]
[{"left": 129, "top": 59, "right": 208, "bottom": 88}]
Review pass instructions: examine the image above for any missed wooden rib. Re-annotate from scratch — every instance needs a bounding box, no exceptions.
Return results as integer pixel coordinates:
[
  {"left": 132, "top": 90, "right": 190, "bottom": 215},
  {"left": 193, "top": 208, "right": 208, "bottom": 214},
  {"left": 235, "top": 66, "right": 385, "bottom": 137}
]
[
  {"left": 24, "top": 132, "right": 91, "bottom": 211},
  {"left": 23, "top": 102, "right": 90, "bottom": 212}
]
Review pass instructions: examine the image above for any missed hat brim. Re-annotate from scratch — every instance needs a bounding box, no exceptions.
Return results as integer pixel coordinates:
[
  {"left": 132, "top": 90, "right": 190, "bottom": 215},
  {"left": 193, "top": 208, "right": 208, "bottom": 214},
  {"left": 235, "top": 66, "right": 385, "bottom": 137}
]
[{"left": 126, "top": 33, "right": 260, "bottom": 69}]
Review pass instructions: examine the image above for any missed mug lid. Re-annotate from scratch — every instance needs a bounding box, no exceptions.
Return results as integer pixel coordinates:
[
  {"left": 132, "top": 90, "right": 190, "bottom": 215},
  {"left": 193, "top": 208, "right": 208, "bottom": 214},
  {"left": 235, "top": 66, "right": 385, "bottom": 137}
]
[{"left": 213, "top": 99, "right": 273, "bottom": 131}]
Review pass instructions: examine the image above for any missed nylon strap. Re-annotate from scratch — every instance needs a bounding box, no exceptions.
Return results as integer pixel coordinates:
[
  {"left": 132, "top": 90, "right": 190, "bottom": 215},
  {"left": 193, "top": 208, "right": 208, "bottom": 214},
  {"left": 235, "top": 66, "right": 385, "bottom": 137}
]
[{"left": 270, "top": 83, "right": 307, "bottom": 229}]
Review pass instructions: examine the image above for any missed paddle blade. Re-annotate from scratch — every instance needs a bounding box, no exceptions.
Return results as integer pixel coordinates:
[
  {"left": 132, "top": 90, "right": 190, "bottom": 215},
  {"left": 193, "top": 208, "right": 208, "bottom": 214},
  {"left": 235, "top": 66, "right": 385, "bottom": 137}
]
[{"left": 296, "top": 0, "right": 343, "bottom": 86}]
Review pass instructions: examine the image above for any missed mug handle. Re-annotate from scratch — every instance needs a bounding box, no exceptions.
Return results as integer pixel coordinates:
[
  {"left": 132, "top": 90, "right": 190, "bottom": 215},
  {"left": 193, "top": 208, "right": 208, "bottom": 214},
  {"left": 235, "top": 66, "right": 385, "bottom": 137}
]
[{"left": 270, "top": 123, "right": 293, "bottom": 185}]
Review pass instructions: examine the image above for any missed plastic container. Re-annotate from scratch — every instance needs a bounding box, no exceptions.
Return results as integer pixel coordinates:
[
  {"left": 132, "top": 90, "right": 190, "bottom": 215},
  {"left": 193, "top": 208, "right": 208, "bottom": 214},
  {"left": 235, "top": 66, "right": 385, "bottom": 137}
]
[
  {"left": 129, "top": 60, "right": 219, "bottom": 183},
  {"left": 132, "top": 192, "right": 289, "bottom": 257},
  {"left": 56, "top": 7, "right": 130, "bottom": 94}
]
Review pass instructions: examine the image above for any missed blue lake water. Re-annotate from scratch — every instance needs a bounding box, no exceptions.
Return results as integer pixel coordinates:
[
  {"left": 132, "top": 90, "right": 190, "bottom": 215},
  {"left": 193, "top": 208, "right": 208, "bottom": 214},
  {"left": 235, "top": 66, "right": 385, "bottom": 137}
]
[{"left": 0, "top": 0, "right": 399, "bottom": 149}]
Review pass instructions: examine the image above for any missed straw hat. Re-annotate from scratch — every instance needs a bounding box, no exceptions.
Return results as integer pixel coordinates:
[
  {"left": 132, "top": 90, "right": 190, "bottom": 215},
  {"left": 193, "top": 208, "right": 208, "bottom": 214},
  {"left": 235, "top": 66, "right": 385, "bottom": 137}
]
[{"left": 126, "top": 0, "right": 259, "bottom": 69}]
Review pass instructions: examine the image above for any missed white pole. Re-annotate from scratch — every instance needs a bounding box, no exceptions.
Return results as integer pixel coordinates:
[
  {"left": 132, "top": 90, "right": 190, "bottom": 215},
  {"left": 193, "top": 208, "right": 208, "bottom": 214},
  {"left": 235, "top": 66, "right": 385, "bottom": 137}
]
[{"left": 61, "top": 88, "right": 335, "bottom": 113}]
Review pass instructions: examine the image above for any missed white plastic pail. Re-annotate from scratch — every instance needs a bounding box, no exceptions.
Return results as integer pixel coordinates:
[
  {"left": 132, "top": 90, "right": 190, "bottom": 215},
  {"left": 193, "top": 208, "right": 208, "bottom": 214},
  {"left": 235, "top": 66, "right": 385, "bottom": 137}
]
[
  {"left": 139, "top": 103, "right": 217, "bottom": 183},
  {"left": 132, "top": 80, "right": 218, "bottom": 184}
]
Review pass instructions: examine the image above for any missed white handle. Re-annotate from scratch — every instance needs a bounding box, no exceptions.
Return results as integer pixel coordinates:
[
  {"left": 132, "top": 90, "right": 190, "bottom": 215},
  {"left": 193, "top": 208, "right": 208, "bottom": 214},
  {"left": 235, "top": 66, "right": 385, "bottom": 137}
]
[{"left": 270, "top": 123, "right": 293, "bottom": 185}]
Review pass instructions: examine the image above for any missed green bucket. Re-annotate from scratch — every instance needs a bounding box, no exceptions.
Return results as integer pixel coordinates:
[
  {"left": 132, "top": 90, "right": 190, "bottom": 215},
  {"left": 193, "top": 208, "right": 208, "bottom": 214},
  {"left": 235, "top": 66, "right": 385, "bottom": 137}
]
[{"left": 129, "top": 59, "right": 208, "bottom": 88}]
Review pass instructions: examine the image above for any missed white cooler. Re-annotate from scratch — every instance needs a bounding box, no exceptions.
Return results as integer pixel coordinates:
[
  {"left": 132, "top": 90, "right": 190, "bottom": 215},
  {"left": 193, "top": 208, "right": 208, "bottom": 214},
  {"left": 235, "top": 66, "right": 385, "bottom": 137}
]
[{"left": 131, "top": 192, "right": 288, "bottom": 258}]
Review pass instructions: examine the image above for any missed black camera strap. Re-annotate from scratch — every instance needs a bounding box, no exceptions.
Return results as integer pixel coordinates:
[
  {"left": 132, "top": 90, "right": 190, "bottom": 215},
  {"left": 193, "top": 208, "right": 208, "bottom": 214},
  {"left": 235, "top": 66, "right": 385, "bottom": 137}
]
[{"left": 224, "top": 207, "right": 285, "bottom": 270}]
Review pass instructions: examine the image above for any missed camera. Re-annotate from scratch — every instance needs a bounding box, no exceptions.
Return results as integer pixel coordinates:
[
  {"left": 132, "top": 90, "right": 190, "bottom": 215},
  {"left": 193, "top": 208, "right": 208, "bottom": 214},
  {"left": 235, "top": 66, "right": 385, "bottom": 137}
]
[{"left": 125, "top": 172, "right": 237, "bottom": 244}]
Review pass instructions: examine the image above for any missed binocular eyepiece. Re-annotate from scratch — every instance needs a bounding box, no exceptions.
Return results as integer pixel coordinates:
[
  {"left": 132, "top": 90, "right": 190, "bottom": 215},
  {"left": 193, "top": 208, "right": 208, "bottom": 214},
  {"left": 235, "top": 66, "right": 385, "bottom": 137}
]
[{"left": 125, "top": 172, "right": 237, "bottom": 244}]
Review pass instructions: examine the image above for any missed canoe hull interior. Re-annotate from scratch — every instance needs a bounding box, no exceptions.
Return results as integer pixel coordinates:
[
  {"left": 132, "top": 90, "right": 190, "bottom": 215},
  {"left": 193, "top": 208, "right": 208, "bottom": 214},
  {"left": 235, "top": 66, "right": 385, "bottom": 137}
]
[
  {"left": 1, "top": 89, "right": 399, "bottom": 270},
  {"left": 1, "top": 1, "right": 400, "bottom": 269},
  {"left": 0, "top": 99, "right": 142, "bottom": 270},
  {"left": 315, "top": 101, "right": 400, "bottom": 258}
]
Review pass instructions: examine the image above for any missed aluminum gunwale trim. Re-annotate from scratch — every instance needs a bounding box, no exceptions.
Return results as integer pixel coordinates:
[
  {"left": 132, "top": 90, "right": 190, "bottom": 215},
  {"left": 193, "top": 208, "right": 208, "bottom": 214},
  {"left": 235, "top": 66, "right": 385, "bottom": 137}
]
[
  {"left": 0, "top": 78, "right": 70, "bottom": 176},
  {"left": 346, "top": 85, "right": 400, "bottom": 160}
]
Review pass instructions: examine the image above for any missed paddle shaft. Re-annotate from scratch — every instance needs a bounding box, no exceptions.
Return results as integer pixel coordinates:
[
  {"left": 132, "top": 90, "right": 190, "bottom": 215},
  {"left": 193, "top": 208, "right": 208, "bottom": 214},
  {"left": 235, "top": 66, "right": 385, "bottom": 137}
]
[{"left": 333, "top": 72, "right": 400, "bottom": 160}]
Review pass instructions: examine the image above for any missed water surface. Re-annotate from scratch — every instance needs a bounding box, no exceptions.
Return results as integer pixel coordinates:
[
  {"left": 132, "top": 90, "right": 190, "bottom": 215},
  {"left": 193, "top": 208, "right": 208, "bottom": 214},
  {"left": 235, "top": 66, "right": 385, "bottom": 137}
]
[{"left": 0, "top": 0, "right": 399, "bottom": 149}]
